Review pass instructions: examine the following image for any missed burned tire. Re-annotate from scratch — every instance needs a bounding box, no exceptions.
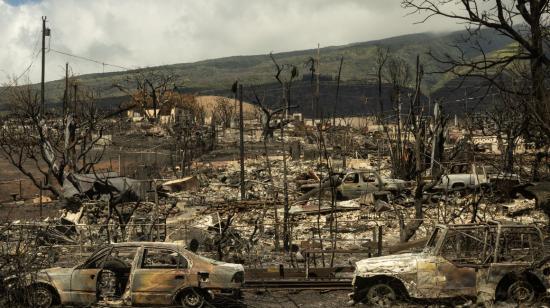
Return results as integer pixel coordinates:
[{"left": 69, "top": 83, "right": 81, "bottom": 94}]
[
  {"left": 179, "top": 288, "right": 205, "bottom": 308},
  {"left": 507, "top": 280, "right": 536, "bottom": 304},
  {"left": 28, "top": 285, "right": 54, "bottom": 308},
  {"left": 365, "top": 283, "right": 396, "bottom": 307}
]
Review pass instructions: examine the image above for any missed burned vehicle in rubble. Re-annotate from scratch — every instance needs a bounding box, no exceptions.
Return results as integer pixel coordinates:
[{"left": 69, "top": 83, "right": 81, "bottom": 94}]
[
  {"left": 351, "top": 221, "right": 550, "bottom": 306},
  {"left": 337, "top": 170, "right": 413, "bottom": 199},
  {"left": 299, "top": 170, "right": 412, "bottom": 200},
  {"left": 6, "top": 242, "right": 244, "bottom": 307}
]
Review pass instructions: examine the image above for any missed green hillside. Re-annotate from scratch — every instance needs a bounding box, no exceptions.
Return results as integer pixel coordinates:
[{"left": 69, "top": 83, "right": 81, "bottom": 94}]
[{"left": 0, "top": 29, "right": 512, "bottom": 108}]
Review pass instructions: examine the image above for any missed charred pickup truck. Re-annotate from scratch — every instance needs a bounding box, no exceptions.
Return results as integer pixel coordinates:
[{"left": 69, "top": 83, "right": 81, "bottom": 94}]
[
  {"left": 432, "top": 163, "right": 489, "bottom": 192},
  {"left": 5, "top": 242, "right": 244, "bottom": 307},
  {"left": 351, "top": 221, "right": 550, "bottom": 306}
]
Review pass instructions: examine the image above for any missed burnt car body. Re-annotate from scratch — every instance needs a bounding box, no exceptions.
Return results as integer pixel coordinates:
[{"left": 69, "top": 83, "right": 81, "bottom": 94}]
[
  {"left": 338, "top": 170, "right": 412, "bottom": 199},
  {"left": 351, "top": 221, "right": 550, "bottom": 306},
  {"left": 432, "top": 164, "right": 489, "bottom": 191},
  {"left": 7, "top": 242, "right": 244, "bottom": 307},
  {"left": 299, "top": 170, "right": 412, "bottom": 200}
]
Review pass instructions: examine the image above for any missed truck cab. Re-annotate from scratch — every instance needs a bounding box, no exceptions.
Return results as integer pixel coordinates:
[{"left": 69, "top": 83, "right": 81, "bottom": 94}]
[
  {"left": 351, "top": 221, "right": 550, "bottom": 306},
  {"left": 433, "top": 163, "right": 489, "bottom": 191}
]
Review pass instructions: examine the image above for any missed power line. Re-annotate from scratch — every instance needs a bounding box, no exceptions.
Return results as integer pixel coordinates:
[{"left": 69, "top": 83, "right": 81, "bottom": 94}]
[{"left": 49, "top": 48, "right": 131, "bottom": 71}]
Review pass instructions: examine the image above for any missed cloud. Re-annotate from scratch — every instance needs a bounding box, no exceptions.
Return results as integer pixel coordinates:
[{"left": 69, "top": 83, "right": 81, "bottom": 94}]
[{"left": 0, "top": 0, "right": 464, "bottom": 84}]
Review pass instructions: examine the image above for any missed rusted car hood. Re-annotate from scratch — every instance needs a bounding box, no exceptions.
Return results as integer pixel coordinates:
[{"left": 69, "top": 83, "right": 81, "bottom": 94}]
[
  {"left": 5, "top": 267, "right": 73, "bottom": 288},
  {"left": 355, "top": 252, "right": 422, "bottom": 276}
]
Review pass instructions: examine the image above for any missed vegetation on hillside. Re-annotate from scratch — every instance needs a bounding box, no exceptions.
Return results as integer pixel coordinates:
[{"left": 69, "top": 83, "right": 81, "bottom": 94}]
[{"left": 0, "top": 28, "right": 512, "bottom": 111}]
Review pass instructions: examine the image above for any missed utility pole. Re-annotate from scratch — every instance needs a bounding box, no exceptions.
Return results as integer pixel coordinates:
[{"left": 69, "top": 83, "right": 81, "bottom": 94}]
[
  {"left": 238, "top": 84, "right": 245, "bottom": 200},
  {"left": 40, "top": 16, "right": 50, "bottom": 115},
  {"left": 281, "top": 121, "right": 289, "bottom": 250},
  {"left": 73, "top": 83, "right": 78, "bottom": 115},
  {"left": 39, "top": 179, "right": 43, "bottom": 219},
  {"left": 333, "top": 56, "right": 343, "bottom": 127},
  {"left": 282, "top": 80, "right": 288, "bottom": 120},
  {"left": 430, "top": 102, "right": 440, "bottom": 175},
  {"left": 63, "top": 62, "right": 68, "bottom": 117},
  {"left": 315, "top": 44, "right": 320, "bottom": 120}
]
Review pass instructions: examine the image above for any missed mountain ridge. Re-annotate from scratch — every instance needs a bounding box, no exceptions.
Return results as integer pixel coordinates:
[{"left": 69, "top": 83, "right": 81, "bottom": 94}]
[{"left": 0, "top": 28, "right": 511, "bottom": 115}]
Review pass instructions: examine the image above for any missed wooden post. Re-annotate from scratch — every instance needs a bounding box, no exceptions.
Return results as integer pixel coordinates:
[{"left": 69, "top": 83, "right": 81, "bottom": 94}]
[
  {"left": 39, "top": 180, "right": 43, "bottom": 219},
  {"left": 377, "top": 225, "right": 383, "bottom": 256},
  {"left": 332, "top": 56, "right": 343, "bottom": 127},
  {"left": 282, "top": 124, "right": 289, "bottom": 251},
  {"left": 40, "top": 16, "right": 47, "bottom": 115},
  {"left": 315, "top": 44, "right": 320, "bottom": 118},
  {"left": 239, "top": 84, "right": 245, "bottom": 200},
  {"left": 154, "top": 180, "right": 158, "bottom": 241},
  {"left": 107, "top": 200, "right": 112, "bottom": 242},
  {"left": 377, "top": 140, "right": 381, "bottom": 173},
  {"left": 63, "top": 62, "right": 68, "bottom": 116}
]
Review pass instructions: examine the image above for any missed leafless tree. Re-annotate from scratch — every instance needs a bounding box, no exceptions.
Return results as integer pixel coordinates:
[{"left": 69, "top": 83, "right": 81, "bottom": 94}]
[
  {"left": 481, "top": 92, "right": 527, "bottom": 173},
  {"left": 384, "top": 54, "right": 414, "bottom": 180},
  {"left": 386, "top": 55, "right": 448, "bottom": 242},
  {"left": 402, "top": 0, "right": 550, "bottom": 141},
  {"left": 0, "top": 82, "right": 125, "bottom": 198},
  {"left": 0, "top": 222, "right": 58, "bottom": 306},
  {"left": 165, "top": 94, "right": 207, "bottom": 177},
  {"left": 114, "top": 70, "right": 180, "bottom": 123},
  {"left": 251, "top": 88, "right": 294, "bottom": 140},
  {"left": 213, "top": 96, "right": 235, "bottom": 130},
  {"left": 248, "top": 89, "right": 281, "bottom": 250}
]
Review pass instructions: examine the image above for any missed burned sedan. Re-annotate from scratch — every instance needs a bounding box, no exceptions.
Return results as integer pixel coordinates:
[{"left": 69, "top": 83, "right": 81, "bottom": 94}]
[
  {"left": 350, "top": 221, "right": 550, "bottom": 306},
  {"left": 6, "top": 242, "right": 244, "bottom": 307}
]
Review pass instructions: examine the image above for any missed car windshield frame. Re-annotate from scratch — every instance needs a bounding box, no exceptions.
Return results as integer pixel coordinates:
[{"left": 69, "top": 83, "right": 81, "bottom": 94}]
[
  {"left": 424, "top": 226, "right": 445, "bottom": 253},
  {"left": 437, "top": 225, "right": 497, "bottom": 267},
  {"left": 79, "top": 244, "right": 140, "bottom": 269},
  {"left": 78, "top": 246, "right": 111, "bottom": 269}
]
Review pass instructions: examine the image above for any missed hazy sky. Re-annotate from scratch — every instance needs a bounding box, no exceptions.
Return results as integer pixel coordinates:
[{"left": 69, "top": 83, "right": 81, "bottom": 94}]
[{"left": 0, "top": 0, "right": 464, "bottom": 83}]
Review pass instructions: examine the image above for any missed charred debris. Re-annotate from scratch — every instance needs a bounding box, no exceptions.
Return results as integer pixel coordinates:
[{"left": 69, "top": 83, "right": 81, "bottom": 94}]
[{"left": 0, "top": 52, "right": 549, "bottom": 308}]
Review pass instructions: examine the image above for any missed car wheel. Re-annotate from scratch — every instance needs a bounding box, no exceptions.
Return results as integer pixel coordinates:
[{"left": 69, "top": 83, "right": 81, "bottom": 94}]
[
  {"left": 507, "top": 280, "right": 536, "bottom": 304},
  {"left": 28, "top": 285, "right": 54, "bottom": 308},
  {"left": 180, "top": 289, "right": 205, "bottom": 308},
  {"left": 365, "top": 283, "right": 396, "bottom": 307}
]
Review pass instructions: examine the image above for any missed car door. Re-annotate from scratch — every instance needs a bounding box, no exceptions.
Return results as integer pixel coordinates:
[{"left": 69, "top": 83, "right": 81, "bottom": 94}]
[
  {"left": 417, "top": 256, "right": 477, "bottom": 300},
  {"left": 435, "top": 227, "right": 493, "bottom": 298},
  {"left": 362, "top": 172, "right": 379, "bottom": 193},
  {"left": 100, "top": 246, "right": 139, "bottom": 298},
  {"left": 69, "top": 247, "right": 109, "bottom": 305},
  {"left": 416, "top": 257, "right": 441, "bottom": 297},
  {"left": 340, "top": 173, "right": 361, "bottom": 198},
  {"left": 416, "top": 228, "right": 443, "bottom": 298},
  {"left": 131, "top": 246, "right": 191, "bottom": 306},
  {"left": 435, "top": 259, "right": 476, "bottom": 297}
]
